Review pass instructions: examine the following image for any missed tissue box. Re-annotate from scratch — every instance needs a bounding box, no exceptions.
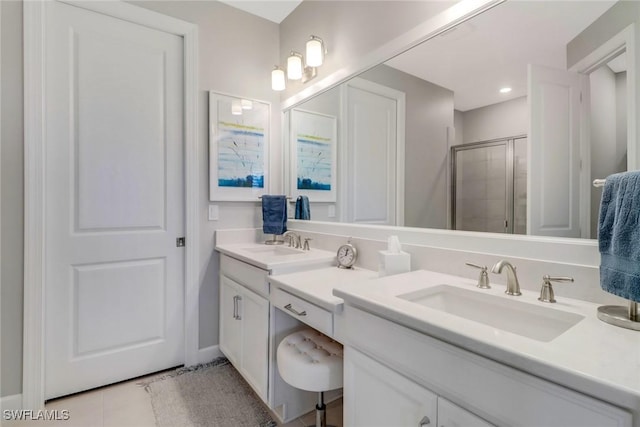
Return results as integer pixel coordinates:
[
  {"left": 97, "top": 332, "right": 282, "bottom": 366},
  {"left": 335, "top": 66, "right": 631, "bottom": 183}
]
[{"left": 378, "top": 250, "right": 411, "bottom": 277}]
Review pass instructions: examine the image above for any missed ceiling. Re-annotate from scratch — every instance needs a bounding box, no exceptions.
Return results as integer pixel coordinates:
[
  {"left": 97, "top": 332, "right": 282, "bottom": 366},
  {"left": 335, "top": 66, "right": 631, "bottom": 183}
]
[
  {"left": 385, "top": 1, "right": 618, "bottom": 112},
  {"left": 218, "top": 0, "right": 302, "bottom": 23}
]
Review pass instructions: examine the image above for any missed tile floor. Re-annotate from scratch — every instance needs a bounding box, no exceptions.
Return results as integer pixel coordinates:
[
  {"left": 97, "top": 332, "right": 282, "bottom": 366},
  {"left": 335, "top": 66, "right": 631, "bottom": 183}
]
[{"left": 3, "top": 370, "right": 343, "bottom": 427}]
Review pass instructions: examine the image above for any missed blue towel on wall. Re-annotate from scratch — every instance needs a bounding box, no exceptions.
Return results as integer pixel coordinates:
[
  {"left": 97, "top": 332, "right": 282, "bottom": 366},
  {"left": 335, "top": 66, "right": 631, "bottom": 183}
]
[
  {"left": 295, "top": 196, "right": 311, "bottom": 220},
  {"left": 598, "top": 171, "right": 640, "bottom": 302},
  {"left": 262, "top": 195, "right": 287, "bottom": 235}
]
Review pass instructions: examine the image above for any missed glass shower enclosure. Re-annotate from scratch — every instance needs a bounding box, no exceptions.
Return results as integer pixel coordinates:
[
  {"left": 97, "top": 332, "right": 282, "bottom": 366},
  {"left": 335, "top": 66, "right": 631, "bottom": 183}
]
[{"left": 450, "top": 136, "right": 527, "bottom": 234}]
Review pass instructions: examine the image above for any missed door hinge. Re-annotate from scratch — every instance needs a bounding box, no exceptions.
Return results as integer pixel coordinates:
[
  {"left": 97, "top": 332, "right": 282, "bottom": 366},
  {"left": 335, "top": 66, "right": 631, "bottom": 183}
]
[
  {"left": 580, "top": 92, "right": 583, "bottom": 103},
  {"left": 176, "top": 237, "right": 185, "bottom": 247}
]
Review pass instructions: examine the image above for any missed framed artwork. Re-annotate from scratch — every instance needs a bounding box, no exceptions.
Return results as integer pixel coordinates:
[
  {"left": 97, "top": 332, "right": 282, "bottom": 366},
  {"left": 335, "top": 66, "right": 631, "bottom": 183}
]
[
  {"left": 209, "top": 92, "right": 270, "bottom": 201},
  {"left": 290, "top": 109, "right": 337, "bottom": 202}
]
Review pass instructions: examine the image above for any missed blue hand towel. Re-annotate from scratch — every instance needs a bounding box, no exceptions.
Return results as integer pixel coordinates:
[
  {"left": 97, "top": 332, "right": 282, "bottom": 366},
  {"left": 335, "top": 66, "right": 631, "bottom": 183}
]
[
  {"left": 295, "top": 196, "right": 311, "bottom": 220},
  {"left": 598, "top": 171, "right": 640, "bottom": 302},
  {"left": 262, "top": 195, "right": 287, "bottom": 235}
]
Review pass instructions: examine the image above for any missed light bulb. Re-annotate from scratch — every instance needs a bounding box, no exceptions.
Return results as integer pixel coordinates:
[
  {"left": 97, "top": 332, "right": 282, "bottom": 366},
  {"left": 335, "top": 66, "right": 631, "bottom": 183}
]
[
  {"left": 500, "top": 87, "right": 512, "bottom": 94},
  {"left": 271, "top": 66, "right": 286, "bottom": 91},
  {"left": 287, "top": 52, "right": 303, "bottom": 80},
  {"left": 306, "top": 36, "right": 324, "bottom": 67}
]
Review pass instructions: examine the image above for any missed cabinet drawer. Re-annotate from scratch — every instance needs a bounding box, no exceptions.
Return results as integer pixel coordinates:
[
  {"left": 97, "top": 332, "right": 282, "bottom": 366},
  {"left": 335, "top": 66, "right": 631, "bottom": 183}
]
[
  {"left": 220, "top": 254, "right": 269, "bottom": 297},
  {"left": 272, "top": 287, "right": 333, "bottom": 336}
]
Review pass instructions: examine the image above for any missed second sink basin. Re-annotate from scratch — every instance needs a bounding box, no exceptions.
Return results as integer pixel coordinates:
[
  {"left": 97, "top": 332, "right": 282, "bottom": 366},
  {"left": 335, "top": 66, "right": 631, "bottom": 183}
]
[
  {"left": 397, "top": 285, "right": 584, "bottom": 342},
  {"left": 243, "top": 246, "right": 305, "bottom": 256}
]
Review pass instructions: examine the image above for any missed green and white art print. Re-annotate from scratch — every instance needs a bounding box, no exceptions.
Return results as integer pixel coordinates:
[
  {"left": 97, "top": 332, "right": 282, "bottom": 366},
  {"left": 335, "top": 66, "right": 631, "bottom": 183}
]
[{"left": 209, "top": 92, "right": 270, "bottom": 201}]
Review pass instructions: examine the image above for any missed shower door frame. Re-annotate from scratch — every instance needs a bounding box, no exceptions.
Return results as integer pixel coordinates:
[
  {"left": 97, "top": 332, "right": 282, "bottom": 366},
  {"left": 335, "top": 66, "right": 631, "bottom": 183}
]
[{"left": 450, "top": 135, "right": 527, "bottom": 234}]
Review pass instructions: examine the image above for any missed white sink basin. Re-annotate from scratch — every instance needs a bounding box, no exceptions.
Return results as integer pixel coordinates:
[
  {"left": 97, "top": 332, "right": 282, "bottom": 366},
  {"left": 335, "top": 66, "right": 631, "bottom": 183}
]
[
  {"left": 243, "top": 245, "right": 305, "bottom": 257},
  {"left": 398, "top": 285, "right": 584, "bottom": 342}
]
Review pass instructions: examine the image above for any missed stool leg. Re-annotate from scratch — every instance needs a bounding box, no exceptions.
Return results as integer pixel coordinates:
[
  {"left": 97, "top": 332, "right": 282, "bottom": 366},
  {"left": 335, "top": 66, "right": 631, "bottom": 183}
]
[{"left": 315, "top": 392, "right": 326, "bottom": 427}]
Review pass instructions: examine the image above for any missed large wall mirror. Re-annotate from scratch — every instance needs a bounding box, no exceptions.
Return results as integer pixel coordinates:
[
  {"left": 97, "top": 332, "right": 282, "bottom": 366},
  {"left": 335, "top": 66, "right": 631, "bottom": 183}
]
[{"left": 284, "top": 0, "right": 636, "bottom": 240}]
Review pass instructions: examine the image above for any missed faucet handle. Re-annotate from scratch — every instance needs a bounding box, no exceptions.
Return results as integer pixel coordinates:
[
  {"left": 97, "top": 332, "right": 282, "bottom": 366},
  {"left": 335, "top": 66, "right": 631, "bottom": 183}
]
[
  {"left": 538, "top": 275, "right": 574, "bottom": 303},
  {"left": 465, "top": 263, "right": 491, "bottom": 289},
  {"left": 303, "top": 238, "right": 312, "bottom": 251}
]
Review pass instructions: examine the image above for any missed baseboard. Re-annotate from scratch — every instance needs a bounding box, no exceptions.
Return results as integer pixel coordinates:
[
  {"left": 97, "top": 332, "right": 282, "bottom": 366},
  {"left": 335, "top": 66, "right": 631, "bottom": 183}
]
[
  {"left": 196, "top": 345, "right": 223, "bottom": 365},
  {"left": 0, "top": 394, "right": 23, "bottom": 411}
]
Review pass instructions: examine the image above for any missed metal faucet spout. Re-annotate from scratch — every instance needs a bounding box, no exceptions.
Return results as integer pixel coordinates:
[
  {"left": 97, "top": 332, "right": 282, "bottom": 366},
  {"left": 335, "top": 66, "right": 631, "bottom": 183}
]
[{"left": 491, "top": 260, "right": 522, "bottom": 296}]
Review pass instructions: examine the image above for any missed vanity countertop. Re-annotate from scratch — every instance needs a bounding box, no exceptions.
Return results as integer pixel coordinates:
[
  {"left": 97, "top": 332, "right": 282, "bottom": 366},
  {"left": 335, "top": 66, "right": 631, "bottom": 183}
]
[
  {"left": 333, "top": 269, "right": 640, "bottom": 409},
  {"left": 270, "top": 266, "right": 378, "bottom": 312},
  {"left": 216, "top": 242, "right": 336, "bottom": 272}
]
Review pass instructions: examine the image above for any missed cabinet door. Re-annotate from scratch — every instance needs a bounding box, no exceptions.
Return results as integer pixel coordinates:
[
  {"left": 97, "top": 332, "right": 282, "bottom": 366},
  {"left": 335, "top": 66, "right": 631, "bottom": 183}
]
[
  {"left": 344, "top": 346, "right": 437, "bottom": 427},
  {"left": 438, "top": 398, "right": 494, "bottom": 427},
  {"left": 219, "top": 276, "right": 242, "bottom": 366},
  {"left": 239, "top": 286, "right": 269, "bottom": 401}
]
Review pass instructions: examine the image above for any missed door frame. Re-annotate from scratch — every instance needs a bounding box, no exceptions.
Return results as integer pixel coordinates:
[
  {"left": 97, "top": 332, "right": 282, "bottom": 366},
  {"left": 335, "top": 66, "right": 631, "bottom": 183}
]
[
  {"left": 568, "top": 23, "right": 636, "bottom": 238},
  {"left": 23, "top": 0, "right": 199, "bottom": 410}
]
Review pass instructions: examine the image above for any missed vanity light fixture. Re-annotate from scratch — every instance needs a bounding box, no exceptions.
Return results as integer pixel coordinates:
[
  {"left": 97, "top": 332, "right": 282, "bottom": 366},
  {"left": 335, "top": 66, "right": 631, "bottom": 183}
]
[
  {"left": 271, "top": 36, "right": 327, "bottom": 90},
  {"left": 241, "top": 99, "right": 253, "bottom": 110},
  {"left": 306, "top": 35, "right": 325, "bottom": 67},
  {"left": 272, "top": 66, "right": 286, "bottom": 91},
  {"left": 287, "top": 51, "right": 304, "bottom": 80},
  {"left": 500, "top": 87, "right": 512, "bottom": 94}
]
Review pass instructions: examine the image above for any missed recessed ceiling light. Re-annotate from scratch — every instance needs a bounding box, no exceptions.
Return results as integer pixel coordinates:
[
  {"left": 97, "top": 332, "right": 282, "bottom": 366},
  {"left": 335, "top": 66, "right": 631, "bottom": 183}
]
[{"left": 500, "top": 87, "right": 512, "bottom": 94}]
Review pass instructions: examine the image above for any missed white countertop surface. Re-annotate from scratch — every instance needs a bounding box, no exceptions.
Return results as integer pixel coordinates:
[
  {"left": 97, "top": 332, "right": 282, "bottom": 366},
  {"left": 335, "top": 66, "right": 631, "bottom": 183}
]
[
  {"left": 270, "top": 266, "right": 378, "bottom": 312},
  {"left": 216, "top": 242, "right": 336, "bottom": 272},
  {"left": 333, "top": 269, "right": 640, "bottom": 409}
]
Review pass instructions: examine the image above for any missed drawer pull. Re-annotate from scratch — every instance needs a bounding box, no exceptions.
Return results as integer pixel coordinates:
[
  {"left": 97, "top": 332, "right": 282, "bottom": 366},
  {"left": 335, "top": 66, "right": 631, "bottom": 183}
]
[
  {"left": 284, "top": 303, "right": 307, "bottom": 316},
  {"left": 232, "top": 295, "right": 238, "bottom": 319},
  {"left": 236, "top": 295, "right": 242, "bottom": 320},
  {"left": 419, "top": 415, "right": 430, "bottom": 426}
]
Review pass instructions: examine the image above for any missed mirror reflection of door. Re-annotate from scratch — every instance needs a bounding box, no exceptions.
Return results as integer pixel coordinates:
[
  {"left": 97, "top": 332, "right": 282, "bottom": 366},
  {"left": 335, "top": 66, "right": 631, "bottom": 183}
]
[{"left": 451, "top": 137, "right": 527, "bottom": 234}]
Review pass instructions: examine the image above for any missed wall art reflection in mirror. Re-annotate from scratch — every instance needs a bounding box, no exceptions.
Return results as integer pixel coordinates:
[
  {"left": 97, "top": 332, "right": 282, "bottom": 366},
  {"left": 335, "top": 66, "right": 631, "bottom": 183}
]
[
  {"left": 290, "top": 109, "right": 337, "bottom": 202},
  {"left": 209, "top": 91, "right": 270, "bottom": 201}
]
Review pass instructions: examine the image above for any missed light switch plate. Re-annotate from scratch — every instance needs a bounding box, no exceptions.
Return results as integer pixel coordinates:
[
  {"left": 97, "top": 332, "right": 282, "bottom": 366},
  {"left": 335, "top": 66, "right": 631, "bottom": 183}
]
[
  {"left": 208, "top": 205, "right": 219, "bottom": 221},
  {"left": 328, "top": 204, "right": 336, "bottom": 218}
]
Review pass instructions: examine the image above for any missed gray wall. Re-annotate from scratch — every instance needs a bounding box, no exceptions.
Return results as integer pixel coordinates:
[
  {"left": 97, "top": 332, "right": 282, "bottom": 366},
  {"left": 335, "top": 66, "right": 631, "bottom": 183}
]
[
  {"left": 360, "top": 64, "right": 454, "bottom": 229},
  {"left": 0, "top": 0, "right": 280, "bottom": 398},
  {"left": 458, "top": 96, "right": 528, "bottom": 144},
  {"left": 278, "top": 1, "right": 453, "bottom": 100}
]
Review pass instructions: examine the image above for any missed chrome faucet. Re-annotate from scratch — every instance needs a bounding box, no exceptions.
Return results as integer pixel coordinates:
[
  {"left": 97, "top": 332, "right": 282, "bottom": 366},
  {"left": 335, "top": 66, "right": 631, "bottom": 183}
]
[
  {"left": 283, "top": 231, "right": 302, "bottom": 249},
  {"left": 491, "top": 260, "right": 522, "bottom": 296}
]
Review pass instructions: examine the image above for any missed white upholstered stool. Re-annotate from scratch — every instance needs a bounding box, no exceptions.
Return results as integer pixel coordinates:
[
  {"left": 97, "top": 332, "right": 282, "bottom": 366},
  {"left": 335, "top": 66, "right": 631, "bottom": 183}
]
[{"left": 277, "top": 328, "right": 343, "bottom": 427}]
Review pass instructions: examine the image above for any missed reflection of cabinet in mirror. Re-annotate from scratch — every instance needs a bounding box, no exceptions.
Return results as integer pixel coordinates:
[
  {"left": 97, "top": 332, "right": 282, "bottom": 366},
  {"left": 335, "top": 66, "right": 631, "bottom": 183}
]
[{"left": 451, "top": 137, "right": 527, "bottom": 235}]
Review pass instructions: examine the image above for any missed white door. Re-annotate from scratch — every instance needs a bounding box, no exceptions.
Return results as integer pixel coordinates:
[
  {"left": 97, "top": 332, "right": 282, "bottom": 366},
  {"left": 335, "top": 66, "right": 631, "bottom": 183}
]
[
  {"left": 342, "top": 79, "right": 404, "bottom": 225},
  {"left": 437, "top": 398, "right": 494, "bottom": 427},
  {"left": 45, "top": 1, "right": 184, "bottom": 399},
  {"left": 528, "top": 64, "right": 581, "bottom": 237}
]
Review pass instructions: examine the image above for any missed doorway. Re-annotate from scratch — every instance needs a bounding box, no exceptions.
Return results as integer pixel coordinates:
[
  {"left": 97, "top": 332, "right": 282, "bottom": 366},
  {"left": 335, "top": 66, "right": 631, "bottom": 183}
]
[
  {"left": 23, "top": 0, "right": 199, "bottom": 409},
  {"left": 451, "top": 136, "right": 527, "bottom": 234}
]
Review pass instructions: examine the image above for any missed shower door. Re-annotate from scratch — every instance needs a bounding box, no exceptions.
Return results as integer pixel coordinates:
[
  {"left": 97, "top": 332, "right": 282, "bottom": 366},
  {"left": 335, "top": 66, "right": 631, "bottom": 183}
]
[{"left": 451, "top": 136, "right": 527, "bottom": 234}]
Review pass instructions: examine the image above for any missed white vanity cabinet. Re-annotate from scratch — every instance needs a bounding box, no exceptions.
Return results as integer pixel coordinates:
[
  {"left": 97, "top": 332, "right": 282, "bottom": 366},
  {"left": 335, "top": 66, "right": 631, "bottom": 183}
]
[
  {"left": 337, "top": 305, "right": 632, "bottom": 427},
  {"left": 344, "top": 346, "right": 438, "bottom": 427},
  {"left": 219, "top": 255, "right": 269, "bottom": 402},
  {"left": 345, "top": 346, "right": 492, "bottom": 427}
]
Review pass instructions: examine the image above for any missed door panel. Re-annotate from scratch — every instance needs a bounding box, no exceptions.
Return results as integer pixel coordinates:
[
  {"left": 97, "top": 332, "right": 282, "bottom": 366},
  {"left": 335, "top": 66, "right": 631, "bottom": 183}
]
[
  {"left": 219, "top": 277, "right": 242, "bottom": 366},
  {"left": 75, "top": 29, "right": 166, "bottom": 231},
  {"left": 345, "top": 82, "right": 398, "bottom": 224},
  {"left": 528, "top": 64, "right": 581, "bottom": 237},
  {"left": 45, "top": 1, "right": 184, "bottom": 399},
  {"left": 240, "top": 287, "right": 269, "bottom": 401}
]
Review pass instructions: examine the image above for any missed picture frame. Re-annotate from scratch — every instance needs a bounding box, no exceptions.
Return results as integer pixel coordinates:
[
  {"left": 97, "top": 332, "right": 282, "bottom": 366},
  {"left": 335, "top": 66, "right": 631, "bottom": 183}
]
[
  {"left": 290, "top": 109, "right": 337, "bottom": 202},
  {"left": 209, "top": 92, "right": 270, "bottom": 201}
]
